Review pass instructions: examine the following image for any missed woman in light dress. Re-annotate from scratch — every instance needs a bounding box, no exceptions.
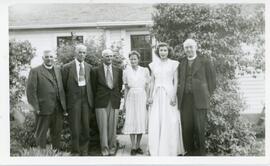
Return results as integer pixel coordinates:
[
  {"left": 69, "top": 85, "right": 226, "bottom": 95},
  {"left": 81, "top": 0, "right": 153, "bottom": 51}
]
[
  {"left": 148, "top": 42, "right": 185, "bottom": 156},
  {"left": 123, "top": 51, "right": 150, "bottom": 156}
]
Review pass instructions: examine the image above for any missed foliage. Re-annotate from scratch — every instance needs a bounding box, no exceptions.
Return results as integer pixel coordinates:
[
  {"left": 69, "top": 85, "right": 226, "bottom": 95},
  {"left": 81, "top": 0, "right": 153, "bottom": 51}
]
[
  {"left": 56, "top": 35, "right": 104, "bottom": 67},
  {"left": 249, "top": 138, "right": 265, "bottom": 156},
  {"left": 9, "top": 39, "right": 36, "bottom": 156},
  {"left": 58, "top": 116, "right": 72, "bottom": 152},
  {"left": 253, "top": 107, "right": 265, "bottom": 138},
  {"left": 10, "top": 139, "right": 23, "bottom": 156},
  {"left": 57, "top": 114, "right": 101, "bottom": 154},
  {"left": 117, "top": 99, "right": 126, "bottom": 134},
  {"left": 206, "top": 82, "right": 257, "bottom": 155},
  {"left": 19, "top": 145, "right": 70, "bottom": 156},
  {"left": 10, "top": 112, "right": 36, "bottom": 152},
  {"left": 56, "top": 34, "right": 125, "bottom": 68},
  {"left": 152, "top": 4, "right": 264, "bottom": 155},
  {"left": 152, "top": 4, "right": 264, "bottom": 80},
  {"left": 9, "top": 39, "right": 36, "bottom": 114}
]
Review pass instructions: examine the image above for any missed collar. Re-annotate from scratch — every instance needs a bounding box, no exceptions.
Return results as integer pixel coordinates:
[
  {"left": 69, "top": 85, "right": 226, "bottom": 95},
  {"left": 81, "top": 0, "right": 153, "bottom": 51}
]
[
  {"left": 187, "top": 54, "right": 197, "bottom": 61},
  {"left": 75, "top": 58, "right": 84, "bottom": 66},
  {"left": 43, "top": 64, "right": 53, "bottom": 69},
  {"left": 103, "top": 63, "right": 112, "bottom": 69}
]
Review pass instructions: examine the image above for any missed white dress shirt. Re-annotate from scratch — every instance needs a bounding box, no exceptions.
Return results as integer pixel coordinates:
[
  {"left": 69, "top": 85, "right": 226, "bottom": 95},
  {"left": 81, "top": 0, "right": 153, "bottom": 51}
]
[
  {"left": 75, "top": 58, "right": 86, "bottom": 86},
  {"left": 103, "top": 63, "right": 113, "bottom": 80}
]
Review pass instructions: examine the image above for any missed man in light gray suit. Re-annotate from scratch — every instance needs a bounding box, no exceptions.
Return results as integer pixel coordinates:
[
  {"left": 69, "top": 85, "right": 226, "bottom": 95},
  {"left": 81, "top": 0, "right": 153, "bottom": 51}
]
[{"left": 91, "top": 49, "right": 123, "bottom": 156}]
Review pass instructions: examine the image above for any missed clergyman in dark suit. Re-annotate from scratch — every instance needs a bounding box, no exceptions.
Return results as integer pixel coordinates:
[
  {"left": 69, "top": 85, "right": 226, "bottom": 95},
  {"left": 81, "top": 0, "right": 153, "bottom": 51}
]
[
  {"left": 177, "top": 39, "right": 216, "bottom": 156},
  {"left": 61, "top": 44, "right": 94, "bottom": 156},
  {"left": 91, "top": 49, "right": 123, "bottom": 156},
  {"left": 26, "top": 50, "right": 67, "bottom": 150}
]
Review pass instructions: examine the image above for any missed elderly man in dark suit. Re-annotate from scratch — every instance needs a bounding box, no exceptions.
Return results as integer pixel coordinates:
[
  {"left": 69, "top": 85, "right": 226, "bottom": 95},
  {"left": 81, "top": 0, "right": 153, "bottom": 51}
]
[
  {"left": 91, "top": 49, "right": 123, "bottom": 156},
  {"left": 177, "top": 39, "right": 216, "bottom": 156},
  {"left": 26, "top": 50, "right": 67, "bottom": 150},
  {"left": 62, "top": 44, "right": 94, "bottom": 156}
]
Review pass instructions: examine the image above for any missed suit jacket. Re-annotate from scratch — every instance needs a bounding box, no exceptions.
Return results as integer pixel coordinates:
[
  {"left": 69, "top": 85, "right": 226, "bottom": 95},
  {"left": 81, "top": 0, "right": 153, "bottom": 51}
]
[
  {"left": 61, "top": 60, "right": 94, "bottom": 111},
  {"left": 91, "top": 64, "right": 123, "bottom": 109},
  {"left": 177, "top": 55, "right": 216, "bottom": 109},
  {"left": 26, "top": 65, "right": 66, "bottom": 115}
]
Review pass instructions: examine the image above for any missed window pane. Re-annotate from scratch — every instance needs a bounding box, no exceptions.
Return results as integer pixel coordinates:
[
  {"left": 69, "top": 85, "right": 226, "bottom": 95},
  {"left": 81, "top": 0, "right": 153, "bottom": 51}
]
[
  {"left": 57, "top": 36, "right": 83, "bottom": 47},
  {"left": 131, "top": 35, "right": 152, "bottom": 67}
]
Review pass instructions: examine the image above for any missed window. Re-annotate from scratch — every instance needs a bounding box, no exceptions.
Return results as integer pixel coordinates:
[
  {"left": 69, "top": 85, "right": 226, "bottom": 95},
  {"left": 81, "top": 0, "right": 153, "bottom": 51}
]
[
  {"left": 130, "top": 35, "right": 152, "bottom": 67},
  {"left": 57, "top": 36, "right": 83, "bottom": 47}
]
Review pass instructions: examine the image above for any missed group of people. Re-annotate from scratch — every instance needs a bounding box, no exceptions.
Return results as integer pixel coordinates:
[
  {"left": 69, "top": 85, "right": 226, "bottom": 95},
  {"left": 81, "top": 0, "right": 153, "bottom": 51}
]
[{"left": 26, "top": 38, "right": 216, "bottom": 157}]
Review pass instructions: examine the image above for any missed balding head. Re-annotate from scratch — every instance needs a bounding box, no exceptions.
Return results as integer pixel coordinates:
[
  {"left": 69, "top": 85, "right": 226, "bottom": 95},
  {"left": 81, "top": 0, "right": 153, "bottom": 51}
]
[
  {"left": 183, "top": 39, "right": 198, "bottom": 60},
  {"left": 75, "top": 44, "right": 86, "bottom": 52},
  {"left": 43, "top": 50, "right": 55, "bottom": 57},
  {"left": 102, "top": 49, "right": 114, "bottom": 65},
  {"left": 42, "top": 50, "right": 55, "bottom": 67},
  {"left": 75, "top": 44, "right": 87, "bottom": 62},
  {"left": 102, "top": 49, "right": 114, "bottom": 57},
  {"left": 183, "top": 39, "right": 197, "bottom": 48}
]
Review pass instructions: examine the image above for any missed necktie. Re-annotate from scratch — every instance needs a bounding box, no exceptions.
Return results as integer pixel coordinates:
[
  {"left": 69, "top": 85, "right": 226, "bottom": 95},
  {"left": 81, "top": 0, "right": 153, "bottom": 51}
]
[
  {"left": 106, "top": 66, "right": 113, "bottom": 89},
  {"left": 79, "top": 62, "right": 85, "bottom": 82}
]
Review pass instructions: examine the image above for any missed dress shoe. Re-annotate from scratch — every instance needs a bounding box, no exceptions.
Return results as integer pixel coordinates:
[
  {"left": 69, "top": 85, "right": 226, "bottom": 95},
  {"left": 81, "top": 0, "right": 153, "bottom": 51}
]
[
  {"left": 136, "top": 148, "right": 143, "bottom": 155},
  {"left": 71, "top": 152, "right": 80, "bottom": 156},
  {"left": 109, "top": 142, "right": 119, "bottom": 156},
  {"left": 130, "top": 149, "right": 137, "bottom": 156},
  {"left": 80, "top": 151, "right": 88, "bottom": 156}
]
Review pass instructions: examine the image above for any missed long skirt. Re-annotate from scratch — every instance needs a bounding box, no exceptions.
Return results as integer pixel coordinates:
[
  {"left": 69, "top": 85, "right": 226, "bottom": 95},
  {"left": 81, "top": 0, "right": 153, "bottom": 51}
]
[
  {"left": 123, "top": 88, "right": 147, "bottom": 134},
  {"left": 148, "top": 87, "right": 185, "bottom": 156}
]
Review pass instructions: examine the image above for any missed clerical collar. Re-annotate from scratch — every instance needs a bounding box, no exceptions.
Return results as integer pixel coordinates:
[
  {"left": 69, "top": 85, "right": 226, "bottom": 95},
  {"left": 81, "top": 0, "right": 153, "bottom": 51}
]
[
  {"left": 43, "top": 64, "right": 53, "bottom": 69},
  {"left": 75, "top": 58, "right": 84, "bottom": 64},
  {"left": 103, "top": 63, "right": 112, "bottom": 68},
  {"left": 187, "top": 54, "right": 197, "bottom": 61}
]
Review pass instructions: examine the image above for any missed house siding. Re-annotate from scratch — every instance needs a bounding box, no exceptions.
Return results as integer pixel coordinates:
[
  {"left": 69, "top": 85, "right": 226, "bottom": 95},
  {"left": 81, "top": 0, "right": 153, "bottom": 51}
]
[
  {"left": 9, "top": 26, "right": 151, "bottom": 67},
  {"left": 237, "top": 73, "right": 265, "bottom": 114}
]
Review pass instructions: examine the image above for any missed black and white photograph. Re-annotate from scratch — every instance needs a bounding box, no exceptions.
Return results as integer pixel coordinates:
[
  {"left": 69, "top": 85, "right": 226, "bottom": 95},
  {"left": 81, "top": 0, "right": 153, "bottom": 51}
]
[{"left": 0, "top": 0, "right": 269, "bottom": 165}]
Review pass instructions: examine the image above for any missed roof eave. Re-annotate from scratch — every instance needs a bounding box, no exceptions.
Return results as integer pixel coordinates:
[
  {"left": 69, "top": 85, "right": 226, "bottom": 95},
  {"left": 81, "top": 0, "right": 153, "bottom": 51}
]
[{"left": 9, "top": 21, "right": 153, "bottom": 30}]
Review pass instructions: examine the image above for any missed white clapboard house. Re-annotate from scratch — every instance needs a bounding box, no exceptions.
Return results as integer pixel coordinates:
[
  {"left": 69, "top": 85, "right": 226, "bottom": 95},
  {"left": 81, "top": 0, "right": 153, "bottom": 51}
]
[{"left": 9, "top": 4, "right": 156, "bottom": 67}]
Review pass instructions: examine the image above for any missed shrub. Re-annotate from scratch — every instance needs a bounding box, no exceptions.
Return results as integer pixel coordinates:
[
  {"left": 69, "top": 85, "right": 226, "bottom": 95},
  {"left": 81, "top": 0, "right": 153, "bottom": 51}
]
[
  {"left": 56, "top": 34, "right": 125, "bottom": 68},
  {"left": 9, "top": 39, "right": 37, "bottom": 156},
  {"left": 58, "top": 116, "right": 72, "bottom": 152},
  {"left": 19, "top": 145, "right": 70, "bottom": 156},
  {"left": 248, "top": 138, "right": 265, "bottom": 156},
  {"left": 9, "top": 39, "right": 36, "bottom": 114},
  {"left": 117, "top": 99, "right": 126, "bottom": 134},
  {"left": 10, "top": 139, "right": 23, "bottom": 156},
  {"left": 10, "top": 112, "right": 36, "bottom": 152},
  {"left": 253, "top": 107, "right": 265, "bottom": 138},
  {"left": 206, "top": 82, "right": 257, "bottom": 156},
  {"left": 56, "top": 36, "right": 104, "bottom": 67}
]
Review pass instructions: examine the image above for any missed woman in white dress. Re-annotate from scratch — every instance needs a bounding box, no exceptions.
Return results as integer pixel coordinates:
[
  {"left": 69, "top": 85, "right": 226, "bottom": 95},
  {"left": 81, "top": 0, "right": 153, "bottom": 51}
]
[
  {"left": 123, "top": 51, "right": 150, "bottom": 156},
  {"left": 148, "top": 42, "right": 185, "bottom": 156}
]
